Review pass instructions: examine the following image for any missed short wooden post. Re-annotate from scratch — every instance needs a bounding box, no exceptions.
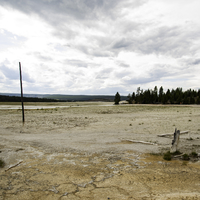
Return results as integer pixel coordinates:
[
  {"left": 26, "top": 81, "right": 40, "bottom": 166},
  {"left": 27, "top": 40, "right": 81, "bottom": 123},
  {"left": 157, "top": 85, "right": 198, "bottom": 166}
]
[
  {"left": 170, "top": 128, "right": 180, "bottom": 153},
  {"left": 19, "top": 62, "right": 25, "bottom": 124}
]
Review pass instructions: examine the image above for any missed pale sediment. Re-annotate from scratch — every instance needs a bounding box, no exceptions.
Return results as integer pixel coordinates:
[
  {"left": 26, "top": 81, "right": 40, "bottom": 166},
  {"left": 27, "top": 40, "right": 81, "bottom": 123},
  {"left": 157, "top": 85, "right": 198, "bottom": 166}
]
[{"left": 0, "top": 103, "right": 200, "bottom": 199}]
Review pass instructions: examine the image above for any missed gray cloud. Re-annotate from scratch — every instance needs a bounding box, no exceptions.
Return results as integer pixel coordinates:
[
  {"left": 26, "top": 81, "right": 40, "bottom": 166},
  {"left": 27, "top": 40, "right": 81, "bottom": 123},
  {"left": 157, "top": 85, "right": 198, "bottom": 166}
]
[
  {"left": 187, "top": 58, "right": 200, "bottom": 65},
  {"left": 109, "top": 26, "right": 200, "bottom": 58},
  {"left": 0, "top": 29, "right": 27, "bottom": 50},
  {"left": 0, "top": 63, "right": 35, "bottom": 83},
  {"left": 1, "top": 0, "right": 200, "bottom": 94},
  {"left": 3, "top": 0, "right": 198, "bottom": 59},
  {"left": 1, "top": 0, "right": 147, "bottom": 21},
  {"left": 1, "top": 0, "right": 148, "bottom": 57},
  {"left": 114, "top": 64, "right": 175, "bottom": 86},
  {"left": 33, "top": 52, "right": 53, "bottom": 62},
  {"left": 78, "top": 86, "right": 128, "bottom": 95},
  {"left": 0, "top": 64, "right": 19, "bottom": 80},
  {"left": 148, "top": 64, "right": 174, "bottom": 80},
  {"left": 0, "top": 73, "right": 5, "bottom": 82},
  {"left": 112, "top": 38, "right": 131, "bottom": 49},
  {"left": 119, "top": 63, "right": 130, "bottom": 68},
  {"left": 63, "top": 59, "right": 88, "bottom": 68},
  {"left": 95, "top": 68, "right": 113, "bottom": 79}
]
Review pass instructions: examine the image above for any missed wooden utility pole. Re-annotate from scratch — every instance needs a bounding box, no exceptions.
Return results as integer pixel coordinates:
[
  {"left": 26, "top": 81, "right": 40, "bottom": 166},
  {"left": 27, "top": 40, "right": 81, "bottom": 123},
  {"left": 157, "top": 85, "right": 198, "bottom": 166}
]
[{"left": 19, "top": 62, "right": 25, "bottom": 124}]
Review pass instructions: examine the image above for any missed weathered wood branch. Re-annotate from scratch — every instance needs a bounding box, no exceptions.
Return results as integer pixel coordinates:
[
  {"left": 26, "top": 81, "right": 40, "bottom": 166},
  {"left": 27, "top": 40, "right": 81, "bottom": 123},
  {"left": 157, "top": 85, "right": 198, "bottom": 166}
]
[
  {"left": 157, "top": 130, "right": 189, "bottom": 137},
  {"left": 173, "top": 153, "right": 184, "bottom": 158},
  {"left": 120, "top": 139, "right": 157, "bottom": 145},
  {"left": 5, "top": 161, "right": 23, "bottom": 172}
]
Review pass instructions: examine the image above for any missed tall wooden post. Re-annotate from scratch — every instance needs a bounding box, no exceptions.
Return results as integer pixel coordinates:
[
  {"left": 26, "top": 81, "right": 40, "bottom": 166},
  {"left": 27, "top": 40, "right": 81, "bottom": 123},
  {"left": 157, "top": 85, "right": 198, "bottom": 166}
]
[{"left": 19, "top": 62, "right": 25, "bottom": 124}]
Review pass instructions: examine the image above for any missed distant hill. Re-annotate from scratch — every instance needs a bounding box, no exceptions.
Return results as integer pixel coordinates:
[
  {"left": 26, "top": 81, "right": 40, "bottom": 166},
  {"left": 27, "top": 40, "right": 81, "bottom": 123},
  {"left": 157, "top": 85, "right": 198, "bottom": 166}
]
[
  {"left": 0, "top": 93, "right": 127, "bottom": 102},
  {"left": 0, "top": 94, "right": 61, "bottom": 102}
]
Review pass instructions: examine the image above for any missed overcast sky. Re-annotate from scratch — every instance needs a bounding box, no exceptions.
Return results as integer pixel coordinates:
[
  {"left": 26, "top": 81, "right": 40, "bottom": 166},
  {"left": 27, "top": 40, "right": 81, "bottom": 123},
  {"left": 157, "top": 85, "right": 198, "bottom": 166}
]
[{"left": 0, "top": 0, "right": 200, "bottom": 95}]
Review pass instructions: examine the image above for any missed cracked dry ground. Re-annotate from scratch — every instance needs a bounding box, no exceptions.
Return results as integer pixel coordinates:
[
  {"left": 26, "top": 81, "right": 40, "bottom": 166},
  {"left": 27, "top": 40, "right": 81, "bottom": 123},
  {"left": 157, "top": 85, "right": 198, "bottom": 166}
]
[{"left": 1, "top": 150, "right": 200, "bottom": 200}]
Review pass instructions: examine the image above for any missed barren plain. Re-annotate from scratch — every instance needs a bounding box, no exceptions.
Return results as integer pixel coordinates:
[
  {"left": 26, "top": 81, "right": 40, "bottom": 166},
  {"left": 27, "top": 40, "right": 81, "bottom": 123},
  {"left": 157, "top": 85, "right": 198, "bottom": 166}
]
[{"left": 0, "top": 102, "right": 200, "bottom": 199}]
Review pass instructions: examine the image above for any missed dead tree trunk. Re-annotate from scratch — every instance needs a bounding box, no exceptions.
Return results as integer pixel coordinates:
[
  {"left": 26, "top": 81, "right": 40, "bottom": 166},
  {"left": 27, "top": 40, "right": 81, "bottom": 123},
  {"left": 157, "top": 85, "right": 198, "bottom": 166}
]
[{"left": 170, "top": 128, "right": 180, "bottom": 153}]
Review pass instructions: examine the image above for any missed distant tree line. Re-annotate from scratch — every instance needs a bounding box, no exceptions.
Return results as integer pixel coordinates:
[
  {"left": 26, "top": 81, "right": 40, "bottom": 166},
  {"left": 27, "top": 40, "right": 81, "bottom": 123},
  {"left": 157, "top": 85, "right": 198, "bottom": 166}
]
[
  {"left": 115, "top": 86, "right": 200, "bottom": 104},
  {"left": 0, "top": 95, "right": 66, "bottom": 102}
]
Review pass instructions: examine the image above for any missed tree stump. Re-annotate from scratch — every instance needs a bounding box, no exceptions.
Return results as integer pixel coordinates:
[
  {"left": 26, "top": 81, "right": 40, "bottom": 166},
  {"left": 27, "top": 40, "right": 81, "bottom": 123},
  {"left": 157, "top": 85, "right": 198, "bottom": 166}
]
[{"left": 170, "top": 128, "right": 180, "bottom": 153}]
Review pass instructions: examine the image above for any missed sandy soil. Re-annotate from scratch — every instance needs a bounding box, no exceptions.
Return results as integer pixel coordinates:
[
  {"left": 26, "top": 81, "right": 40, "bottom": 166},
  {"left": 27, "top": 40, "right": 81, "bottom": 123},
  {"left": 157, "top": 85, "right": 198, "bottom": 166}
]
[{"left": 0, "top": 102, "right": 200, "bottom": 199}]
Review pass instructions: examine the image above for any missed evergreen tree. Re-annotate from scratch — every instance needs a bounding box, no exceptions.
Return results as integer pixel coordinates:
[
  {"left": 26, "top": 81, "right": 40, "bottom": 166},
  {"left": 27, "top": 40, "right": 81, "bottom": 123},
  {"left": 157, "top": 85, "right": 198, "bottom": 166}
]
[
  {"left": 127, "top": 87, "right": 200, "bottom": 105},
  {"left": 196, "top": 96, "right": 200, "bottom": 104},
  {"left": 190, "top": 96, "right": 195, "bottom": 104},
  {"left": 132, "top": 92, "right": 135, "bottom": 101},
  {"left": 159, "top": 86, "right": 164, "bottom": 103},
  {"left": 183, "top": 97, "right": 189, "bottom": 104},
  {"left": 153, "top": 86, "right": 158, "bottom": 103},
  {"left": 135, "top": 87, "right": 140, "bottom": 103},
  {"left": 127, "top": 93, "right": 133, "bottom": 104},
  {"left": 114, "top": 92, "right": 121, "bottom": 105}
]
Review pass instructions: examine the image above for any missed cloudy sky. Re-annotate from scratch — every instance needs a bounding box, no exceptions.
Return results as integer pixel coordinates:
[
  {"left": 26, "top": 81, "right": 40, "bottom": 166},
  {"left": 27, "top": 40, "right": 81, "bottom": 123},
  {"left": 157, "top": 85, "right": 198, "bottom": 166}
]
[{"left": 0, "top": 0, "right": 200, "bottom": 95}]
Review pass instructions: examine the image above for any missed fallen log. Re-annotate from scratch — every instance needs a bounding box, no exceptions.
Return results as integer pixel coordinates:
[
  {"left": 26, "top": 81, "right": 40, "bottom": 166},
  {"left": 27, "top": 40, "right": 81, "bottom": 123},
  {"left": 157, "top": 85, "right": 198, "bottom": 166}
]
[
  {"left": 157, "top": 130, "right": 189, "bottom": 137},
  {"left": 120, "top": 139, "right": 157, "bottom": 145},
  {"left": 5, "top": 161, "right": 23, "bottom": 172}
]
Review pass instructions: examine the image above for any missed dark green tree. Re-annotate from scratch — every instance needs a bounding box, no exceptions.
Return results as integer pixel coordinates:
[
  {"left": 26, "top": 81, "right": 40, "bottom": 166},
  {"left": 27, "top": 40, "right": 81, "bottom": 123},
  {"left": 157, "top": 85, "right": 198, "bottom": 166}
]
[
  {"left": 143, "top": 89, "right": 151, "bottom": 104},
  {"left": 114, "top": 92, "right": 121, "bottom": 105},
  {"left": 183, "top": 97, "right": 189, "bottom": 104},
  {"left": 190, "top": 96, "right": 195, "bottom": 104},
  {"left": 159, "top": 86, "right": 164, "bottom": 103},
  {"left": 165, "top": 89, "right": 171, "bottom": 103},
  {"left": 135, "top": 87, "right": 141, "bottom": 103},
  {"left": 153, "top": 86, "right": 158, "bottom": 103},
  {"left": 127, "top": 93, "right": 133, "bottom": 104},
  {"left": 132, "top": 92, "right": 135, "bottom": 101},
  {"left": 196, "top": 96, "right": 200, "bottom": 104},
  {"left": 198, "top": 89, "right": 200, "bottom": 97}
]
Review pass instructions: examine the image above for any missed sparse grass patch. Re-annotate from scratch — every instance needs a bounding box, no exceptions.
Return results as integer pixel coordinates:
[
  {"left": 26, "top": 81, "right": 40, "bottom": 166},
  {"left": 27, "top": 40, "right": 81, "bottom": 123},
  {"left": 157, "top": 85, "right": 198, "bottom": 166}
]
[
  {"left": 163, "top": 151, "right": 171, "bottom": 161},
  {"left": 171, "top": 150, "right": 182, "bottom": 156},
  {"left": 182, "top": 154, "right": 189, "bottom": 161},
  {"left": 182, "top": 161, "right": 188, "bottom": 166},
  {"left": 190, "top": 151, "right": 198, "bottom": 157},
  {"left": 150, "top": 152, "right": 162, "bottom": 156},
  {"left": 0, "top": 158, "right": 5, "bottom": 168},
  {"left": 162, "top": 150, "right": 198, "bottom": 162}
]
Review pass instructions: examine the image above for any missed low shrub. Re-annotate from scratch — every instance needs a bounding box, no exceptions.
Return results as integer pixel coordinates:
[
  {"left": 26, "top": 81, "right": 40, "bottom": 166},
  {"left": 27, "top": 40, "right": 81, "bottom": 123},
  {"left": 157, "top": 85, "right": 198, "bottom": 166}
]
[
  {"left": 190, "top": 152, "right": 198, "bottom": 157},
  {"left": 0, "top": 158, "right": 5, "bottom": 168},
  {"left": 182, "top": 154, "right": 189, "bottom": 160},
  {"left": 171, "top": 150, "right": 181, "bottom": 155},
  {"left": 163, "top": 151, "right": 171, "bottom": 161}
]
